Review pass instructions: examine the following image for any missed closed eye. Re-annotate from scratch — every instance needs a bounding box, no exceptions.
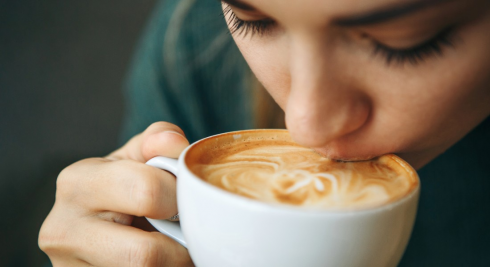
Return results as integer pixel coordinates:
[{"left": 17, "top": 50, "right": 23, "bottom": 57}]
[
  {"left": 372, "top": 27, "right": 455, "bottom": 65},
  {"left": 223, "top": 5, "right": 276, "bottom": 36}
]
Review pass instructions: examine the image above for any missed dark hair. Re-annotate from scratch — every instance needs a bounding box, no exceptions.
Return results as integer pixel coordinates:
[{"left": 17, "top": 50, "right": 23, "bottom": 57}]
[
  {"left": 165, "top": 0, "right": 284, "bottom": 129},
  {"left": 121, "top": 0, "right": 283, "bottom": 144}
]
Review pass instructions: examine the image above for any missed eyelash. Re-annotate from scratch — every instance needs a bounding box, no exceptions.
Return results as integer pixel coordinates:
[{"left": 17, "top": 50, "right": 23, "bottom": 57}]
[
  {"left": 224, "top": 6, "right": 455, "bottom": 65},
  {"left": 223, "top": 6, "right": 276, "bottom": 36},
  {"left": 373, "top": 28, "right": 454, "bottom": 65}
]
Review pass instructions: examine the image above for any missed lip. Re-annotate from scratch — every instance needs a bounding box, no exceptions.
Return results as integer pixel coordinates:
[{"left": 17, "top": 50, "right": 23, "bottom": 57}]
[{"left": 312, "top": 147, "right": 382, "bottom": 162}]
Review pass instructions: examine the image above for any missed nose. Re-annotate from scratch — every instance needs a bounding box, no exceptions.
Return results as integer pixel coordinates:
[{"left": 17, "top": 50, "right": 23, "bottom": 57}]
[{"left": 285, "top": 34, "right": 370, "bottom": 148}]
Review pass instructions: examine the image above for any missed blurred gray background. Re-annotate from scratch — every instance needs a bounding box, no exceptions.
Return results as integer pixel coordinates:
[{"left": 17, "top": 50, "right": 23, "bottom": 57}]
[{"left": 0, "top": 0, "right": 156, "bottom": 265}]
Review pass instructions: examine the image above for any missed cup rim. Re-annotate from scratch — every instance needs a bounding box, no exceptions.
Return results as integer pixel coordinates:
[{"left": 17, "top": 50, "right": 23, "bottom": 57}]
[{"left": 179, "top": 129, "right": 420, "bottom": 216}]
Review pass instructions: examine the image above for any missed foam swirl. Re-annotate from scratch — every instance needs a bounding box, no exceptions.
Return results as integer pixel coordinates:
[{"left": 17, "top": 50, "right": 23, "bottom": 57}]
[{"left": 191, "top": 143, "right": 417, "bottom": 209}]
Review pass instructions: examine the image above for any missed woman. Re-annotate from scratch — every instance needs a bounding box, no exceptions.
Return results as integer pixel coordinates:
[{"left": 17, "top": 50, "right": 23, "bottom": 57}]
[{"left": 39, "top": 0, "right": 490, "bottom": 266}]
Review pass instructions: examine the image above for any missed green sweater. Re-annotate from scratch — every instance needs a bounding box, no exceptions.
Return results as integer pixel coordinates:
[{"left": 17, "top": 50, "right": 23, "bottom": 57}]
[{"left": 121, "top": 0, "right": 490, "bottom": 266}]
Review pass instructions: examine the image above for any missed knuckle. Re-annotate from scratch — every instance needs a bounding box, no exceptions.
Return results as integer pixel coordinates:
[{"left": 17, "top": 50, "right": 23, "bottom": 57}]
[
  {"left": 128, "top": 236, "right": 161, "bottom": 267},
  {"left": 38, "top": 216, "right": 67, "bottom": 256},
  {"left": 133, "top": 181, "right": 161, "bottom": 216},
  {"left": 38, "top": 227, "right": 52, "bottom": 253},
  {"left": 55, "top": 158, "right": 100, "bottom": 201},
  {"left": 127, "top": 166, "right": 162, "bottom": 216},
  {"left": 56, "top": 164, "right": 78, "bottom": 200}
]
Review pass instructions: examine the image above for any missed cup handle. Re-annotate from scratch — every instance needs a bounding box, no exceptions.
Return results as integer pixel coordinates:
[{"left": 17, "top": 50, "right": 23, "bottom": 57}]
[{"left": 145, "top": 156, "right": 187, "bottom": 247}]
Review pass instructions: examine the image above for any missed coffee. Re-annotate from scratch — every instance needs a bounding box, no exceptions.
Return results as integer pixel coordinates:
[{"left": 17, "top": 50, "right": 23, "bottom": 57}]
[{"left": 187, "top": 130, "right": 418, "bottom": 210}]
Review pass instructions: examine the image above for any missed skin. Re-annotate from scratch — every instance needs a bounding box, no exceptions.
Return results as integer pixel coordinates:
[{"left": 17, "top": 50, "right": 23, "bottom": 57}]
[
  {"left": 39, "top": 0, "right": 490, "bottom": 266},
  {"left": 225, "top": 0, "right": 490, "bottom": 169},
  {"left": 39, "top": 122, "right": 194, "bottom": 266}
]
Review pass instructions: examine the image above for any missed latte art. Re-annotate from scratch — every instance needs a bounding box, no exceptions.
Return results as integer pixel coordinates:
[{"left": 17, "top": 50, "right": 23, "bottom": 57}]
[{"left": 188, "top": 131, "right": 418, "bottom": 209}]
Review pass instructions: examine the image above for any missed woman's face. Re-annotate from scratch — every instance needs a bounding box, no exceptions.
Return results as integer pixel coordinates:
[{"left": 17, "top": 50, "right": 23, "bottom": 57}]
[{"left": 222, "top": 0, "right": 490, "bottom": 169}]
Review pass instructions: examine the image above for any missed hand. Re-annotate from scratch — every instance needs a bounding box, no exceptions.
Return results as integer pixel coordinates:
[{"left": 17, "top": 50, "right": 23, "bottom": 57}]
[{"left": 39, "top": 122, "right": 194, "bottom": 266}]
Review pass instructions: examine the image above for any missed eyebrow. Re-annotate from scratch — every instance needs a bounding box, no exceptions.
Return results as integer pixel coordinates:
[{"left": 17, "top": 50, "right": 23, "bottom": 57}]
[{"left": 334, "top": 0, "right": 453, "bottom": 26}]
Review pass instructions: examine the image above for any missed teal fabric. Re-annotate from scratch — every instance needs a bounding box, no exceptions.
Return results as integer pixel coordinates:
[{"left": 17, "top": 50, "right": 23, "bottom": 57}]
[
  {"left": 121, "top": 0, "right": 254, "bottom": 143},
  {"left": 121, "top": 0, "right": 490, "bottom": 266},
  {"left": 399, "top": 117, "right": 490, "bottom": 267}
]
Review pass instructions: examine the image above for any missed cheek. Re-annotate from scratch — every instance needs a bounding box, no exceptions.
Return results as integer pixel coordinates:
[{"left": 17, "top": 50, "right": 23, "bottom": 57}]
[
  {"left": 362, "top": 13, "right": 490, "bottom": 152},
  {"left": 234, "top": 35, "right": 291, "bottom": 109}
]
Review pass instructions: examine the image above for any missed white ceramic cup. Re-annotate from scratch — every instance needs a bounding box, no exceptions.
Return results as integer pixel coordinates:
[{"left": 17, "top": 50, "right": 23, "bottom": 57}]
[{"left": 145, "top": 130, "right": 420, "bottom": 267}]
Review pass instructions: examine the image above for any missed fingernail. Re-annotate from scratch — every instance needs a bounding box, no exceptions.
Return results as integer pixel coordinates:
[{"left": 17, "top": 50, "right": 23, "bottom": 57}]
[{"left": 163, "top": 130, "right": 187, "bottom": 139}]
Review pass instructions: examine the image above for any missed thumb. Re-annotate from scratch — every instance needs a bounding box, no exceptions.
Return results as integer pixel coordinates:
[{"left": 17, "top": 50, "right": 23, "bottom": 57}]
[{"left": 108, "top": 122, "right": 190, "bottom": 162}]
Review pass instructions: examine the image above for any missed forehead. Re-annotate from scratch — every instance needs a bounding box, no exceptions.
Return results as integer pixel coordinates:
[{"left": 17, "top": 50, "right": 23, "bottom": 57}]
[
  {"left": 240, "top": 0, "right": 407, "bottom": 15},
  {"left": 232, "top": 0, "right": 451, "bottom": 25}
]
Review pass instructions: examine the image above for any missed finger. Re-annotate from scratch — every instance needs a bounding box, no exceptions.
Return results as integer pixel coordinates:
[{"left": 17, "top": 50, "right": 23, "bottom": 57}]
[
  {"left": 109, "top": 122, "right": 190, "bottom": 162},
  {"left": 60, "top": 158, "right": 178, "bottom": 219},
  {"left": 78, "top": 218, "right": 194, "bottom": 267},
  {"left": 39, "top": 207, "right": 92, "bottom": 267}
]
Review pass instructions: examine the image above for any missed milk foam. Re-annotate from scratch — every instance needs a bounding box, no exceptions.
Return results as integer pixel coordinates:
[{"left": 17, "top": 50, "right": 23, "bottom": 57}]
[{"left": 189, "top": 133, "right": 418, "bottom": 209}]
